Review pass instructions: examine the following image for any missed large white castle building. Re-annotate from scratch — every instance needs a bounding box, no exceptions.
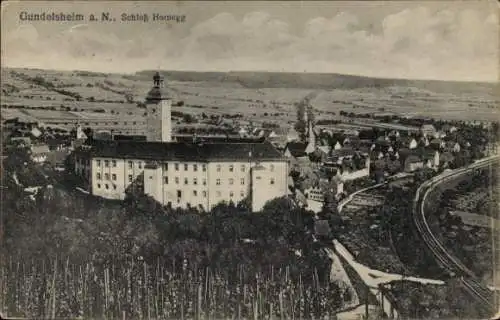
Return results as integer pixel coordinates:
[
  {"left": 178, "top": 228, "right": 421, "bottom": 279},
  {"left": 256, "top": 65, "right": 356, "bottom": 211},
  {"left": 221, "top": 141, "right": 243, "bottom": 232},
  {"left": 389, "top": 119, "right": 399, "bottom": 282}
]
[{"left": 73, "top": 72, "right": 289, "bottom": 212}]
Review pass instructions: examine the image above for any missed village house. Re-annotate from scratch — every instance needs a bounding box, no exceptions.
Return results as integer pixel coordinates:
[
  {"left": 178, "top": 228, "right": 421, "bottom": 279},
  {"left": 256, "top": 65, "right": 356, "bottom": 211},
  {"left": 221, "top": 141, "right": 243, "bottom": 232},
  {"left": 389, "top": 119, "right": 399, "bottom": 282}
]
[
  {"left": 420, "top": 124, "right": 437, "bottom": 138},
  {"left": 429, "top": 138, "right": 445, "bottom": 150},
  {"left": 444, "top": 141, "right": 461, "bottom": 153},
  {"left": 422, "top": 150, "right": 440, "bottom": 168},
  {"left": 418, "top": 136, "right": 430, "bottom": 147},
  {"left": 388, "top": 130, "right": 400, "bottom": 138},
  {"left": 441, "top": 124, "right": 457, "bottom": 134},
  {"left": 286, "top": 126, "right": 300, "bottom": 142},
  {"left": 30, "top": 143, "right": 50, "bottom": 163},
  {"left": 400, "top": 136, "right": 418, "bottom": 149},
  {"left": 440, "top": 152, "right": 455, "bottom": 168},
  {"left": 303, "top": 186, "right": 324, "bottom": 213},
  {"left": 404, "top": 155, "right": 425, "bottom": 172},
  {"left": 324, "top": 149, "right": 370, "bottom": 181}
]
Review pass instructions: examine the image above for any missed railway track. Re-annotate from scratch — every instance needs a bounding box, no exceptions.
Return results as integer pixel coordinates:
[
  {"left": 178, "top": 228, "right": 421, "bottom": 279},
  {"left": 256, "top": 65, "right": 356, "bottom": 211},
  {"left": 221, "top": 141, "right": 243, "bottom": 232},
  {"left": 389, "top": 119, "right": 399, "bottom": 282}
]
[{"left": 412, "top": 156, "right": 498, "bottom": 314}]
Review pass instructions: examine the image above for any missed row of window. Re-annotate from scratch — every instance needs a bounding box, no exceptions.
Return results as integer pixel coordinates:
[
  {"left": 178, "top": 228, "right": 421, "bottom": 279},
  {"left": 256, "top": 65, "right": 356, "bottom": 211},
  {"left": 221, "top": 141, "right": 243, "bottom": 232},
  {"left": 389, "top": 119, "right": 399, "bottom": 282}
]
[
  {"left": 100, "top": 174, "right": 274, "bottom": 185},
  {"left": 160, "top": 176, "right": 210, "bottom": 185},
  {"left": 96, "top": 173, "right": 116, "bottom": 181},
  {"left": 158, "top": 177, "right": 250, "bottom": 186},
  {"left": 96, "top": 183, "right": 117, "bottom": 190},
  {"left": 180, "top": 190, "right": 246, "bottom": 198},
  {"left": 95, "top": 160, "right": 276, "bottom": 172},
  {"left": 78, "top": 158, "right": 90, "bottom": 165},
  {"left": 94, "top": 183, "right": 245, "bottom": 199},
  {"left": 96, "top": 160, "right": 119, "bottom": 168},
  {"left": 215, "top": 178, "right": 246, "bottom": 186},
  {"left": 166, "top": 163, "right": 207, "bottom": 172}
]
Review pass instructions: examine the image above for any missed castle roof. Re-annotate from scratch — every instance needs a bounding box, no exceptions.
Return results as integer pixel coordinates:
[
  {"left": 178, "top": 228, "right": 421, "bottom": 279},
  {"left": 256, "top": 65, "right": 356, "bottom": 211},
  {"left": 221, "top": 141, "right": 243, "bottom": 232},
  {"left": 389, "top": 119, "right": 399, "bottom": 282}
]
[
  {"left": 76, "top": 139, "right": 285, "bottom": 162},
  {"left": 145, "top": 72, "right": 172, "bottom": 101}
]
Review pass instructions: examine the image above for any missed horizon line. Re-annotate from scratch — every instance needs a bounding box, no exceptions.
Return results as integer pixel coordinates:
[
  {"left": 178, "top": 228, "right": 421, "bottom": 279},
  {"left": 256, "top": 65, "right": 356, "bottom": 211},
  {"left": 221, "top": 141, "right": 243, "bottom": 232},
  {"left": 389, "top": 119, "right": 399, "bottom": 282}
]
[{"left": 2, "top": 65, "right": 498, "bottom": 85}]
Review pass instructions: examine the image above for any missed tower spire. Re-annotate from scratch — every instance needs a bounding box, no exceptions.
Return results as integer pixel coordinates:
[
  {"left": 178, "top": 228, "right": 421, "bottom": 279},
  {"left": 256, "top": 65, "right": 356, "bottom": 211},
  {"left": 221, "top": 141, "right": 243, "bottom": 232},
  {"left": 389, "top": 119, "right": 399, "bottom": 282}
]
[{"left": 308, "top": 118, "right": 315, "bottom": 144}]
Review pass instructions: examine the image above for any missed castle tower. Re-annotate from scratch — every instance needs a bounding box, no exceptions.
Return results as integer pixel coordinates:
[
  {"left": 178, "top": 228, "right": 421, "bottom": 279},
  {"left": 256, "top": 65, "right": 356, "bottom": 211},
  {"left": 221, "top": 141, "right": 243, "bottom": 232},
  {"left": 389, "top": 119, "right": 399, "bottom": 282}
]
[{"left": 145, "top": 72, "right": 172, "bottom": 142}]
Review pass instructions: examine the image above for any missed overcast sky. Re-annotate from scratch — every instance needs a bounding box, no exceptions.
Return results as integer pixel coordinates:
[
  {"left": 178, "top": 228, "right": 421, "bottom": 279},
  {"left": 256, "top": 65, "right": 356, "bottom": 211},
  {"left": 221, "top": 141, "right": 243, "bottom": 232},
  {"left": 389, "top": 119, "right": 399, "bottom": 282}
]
[{"left": 1, "top": 1, "right": 498, "bottom": 82}]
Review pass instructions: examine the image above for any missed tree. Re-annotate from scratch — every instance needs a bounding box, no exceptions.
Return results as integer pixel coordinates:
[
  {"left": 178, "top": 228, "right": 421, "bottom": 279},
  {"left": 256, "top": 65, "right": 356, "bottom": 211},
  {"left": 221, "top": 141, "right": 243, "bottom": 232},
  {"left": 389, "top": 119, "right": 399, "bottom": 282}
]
[
  {"left": 309, "top": 150, "right": 323, "bottom": 163},
  {"left": 321, "top": 190, "right": 338, "bottom": 219},
  {"left": 125, "top": 93, "right": 134, "bottom": 103},
  {"left": 182, "top": 113, "right": 196, "bottom": 124}
]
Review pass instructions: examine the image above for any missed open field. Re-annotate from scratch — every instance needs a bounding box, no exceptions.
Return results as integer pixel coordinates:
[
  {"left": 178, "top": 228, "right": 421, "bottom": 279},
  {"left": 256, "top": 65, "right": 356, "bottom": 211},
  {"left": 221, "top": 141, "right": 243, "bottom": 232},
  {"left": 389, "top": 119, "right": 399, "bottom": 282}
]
[{"left": 2, "top": 68, "right": 499, "bottom": 126}]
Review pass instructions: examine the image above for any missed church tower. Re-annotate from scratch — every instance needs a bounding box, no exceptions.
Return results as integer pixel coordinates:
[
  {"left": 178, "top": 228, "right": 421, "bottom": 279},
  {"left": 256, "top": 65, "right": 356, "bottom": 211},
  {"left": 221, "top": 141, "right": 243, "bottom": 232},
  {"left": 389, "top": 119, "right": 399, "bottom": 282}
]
[
  {"left": 145, "top": 72, "right": 172, "bottom": 142},
  {"left": 305, "top": 119, "right": 316, "bottom": 154}
]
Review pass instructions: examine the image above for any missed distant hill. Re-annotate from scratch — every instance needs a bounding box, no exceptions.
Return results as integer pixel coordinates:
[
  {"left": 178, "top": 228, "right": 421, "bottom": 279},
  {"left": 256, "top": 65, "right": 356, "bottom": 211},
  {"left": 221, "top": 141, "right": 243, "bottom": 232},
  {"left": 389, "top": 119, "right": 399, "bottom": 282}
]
[{"left": 137, "top": 70, "right": 498, "bottom": 96}]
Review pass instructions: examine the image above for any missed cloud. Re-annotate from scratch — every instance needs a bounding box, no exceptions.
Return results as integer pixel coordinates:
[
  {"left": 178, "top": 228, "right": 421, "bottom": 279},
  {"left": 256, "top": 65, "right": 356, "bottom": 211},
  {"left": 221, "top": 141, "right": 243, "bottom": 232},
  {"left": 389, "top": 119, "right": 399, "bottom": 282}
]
[{"left": 2, "top": 6, "right": 498, "bottom": 81}]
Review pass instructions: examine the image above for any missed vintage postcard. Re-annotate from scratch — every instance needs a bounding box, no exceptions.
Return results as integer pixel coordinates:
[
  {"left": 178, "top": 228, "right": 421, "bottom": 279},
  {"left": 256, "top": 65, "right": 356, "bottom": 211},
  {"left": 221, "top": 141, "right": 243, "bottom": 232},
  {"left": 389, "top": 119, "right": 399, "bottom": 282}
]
[{"left": 1, "top": 1, "right": 499, "bottom": 319}]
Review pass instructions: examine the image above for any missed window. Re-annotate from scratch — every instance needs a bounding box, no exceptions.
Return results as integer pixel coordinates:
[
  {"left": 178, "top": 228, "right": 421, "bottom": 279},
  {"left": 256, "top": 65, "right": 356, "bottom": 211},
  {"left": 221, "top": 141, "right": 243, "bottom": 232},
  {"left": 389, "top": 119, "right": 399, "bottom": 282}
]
[
  {"left": 270, "top": 178, "right": 275, "bottom": 185},
  {"left": 112, "top": 160, "right": 117, "bottom": 167},
  {"left": 163, "top": 163, "right": 168, "bottom": 171},
  {"left": 216, "top": 179, "right": 221, "bottom": 185},
  {"left": 97, "top": 183, "right": 101, "bottom": 189},
  {"left": 105, "top": 173, "right": 110, "bottom": 180},
  {"left": 193, "top": 190, "right": 197, "bottom": 196},
  {"left": 202, "top": 191, "right": 207, "bottom": 198},
  {"left": 175, "top": 177, "right": 179, "bottom": 184},
  {"left": 216, "top": 191, "right": 221, "bottom": 197},
  {"left": 128, "top": 175, "right": 132, "bottom": 182},
  {"left": 113, "top": 184, "right": 117, "bottom": 190},
  {"left": 105, "top": 184, "right": 109, "bottom": 190},
  {"left": 104, "top": 160, "right": 109, "bottom": 167},
  {"left": 177, "top": 190, "right": 182, "bottom": 198},
  {"left": 229, "top": 165, "right": 234, "bottom": 172},
  {"left": 184, "top": 178, "right": 188, "bottom": 185},
  {"left": 112, "top": 174, "right": 117, "bottom": 181},
  {"left": 202, "top": 164, "right": 207, "bottom": 172},
  {"left": 203, "top": 179, "right": 207, "bottom": 186},
  {"left": 270, "top": 164, "right": 275, "bottom": 172},
  {"left": 229, "top": 178, "right": 234, "bottom": 185},
  {"left": 230, "top": 191, "right": 234, "bottom": 197},
  {"left": 149, "top": 176, "right": 153, "bottom": 180},
  {"left": 138, "top": 162, "right": 142, "bottom": 169},
  {"left": 193, "top": 164, "right": 198, "bottom": 172},
  {"left": 128, "top": 161, "right": 133, "bottom": 169},
  {"left": 175, "top": 163, "right": 179, "bottom": 171},
  {"left": 96, "top": 173, "right": 101, "bottom": 180},
  {"left": 241, "top": 165, "right": 245, "bottom": 172},
  {"left": 240, "top": 191, "right": 245, "bottom": 197},
  {"left": 184, "top": 164, "right": 188, "bottom": 171},
  {"left": 216, "top": 164, "right": 221, "bottom": 172},
  {"left": 193, "top": 178, "right": 198, "bottom": 185},
  {"left": 240, "top": 178, "right": 245, "bottom": 185},
  {"left": 164, "top": 176, "right": 168, "bottom": 184}
]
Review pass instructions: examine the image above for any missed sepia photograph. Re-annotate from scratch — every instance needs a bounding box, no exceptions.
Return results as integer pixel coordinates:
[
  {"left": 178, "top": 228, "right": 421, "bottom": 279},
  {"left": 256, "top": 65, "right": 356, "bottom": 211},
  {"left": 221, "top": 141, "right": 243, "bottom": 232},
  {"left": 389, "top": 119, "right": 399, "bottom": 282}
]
[{"left": 1, "top": 1, "right": 499, "bottom": 319}]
